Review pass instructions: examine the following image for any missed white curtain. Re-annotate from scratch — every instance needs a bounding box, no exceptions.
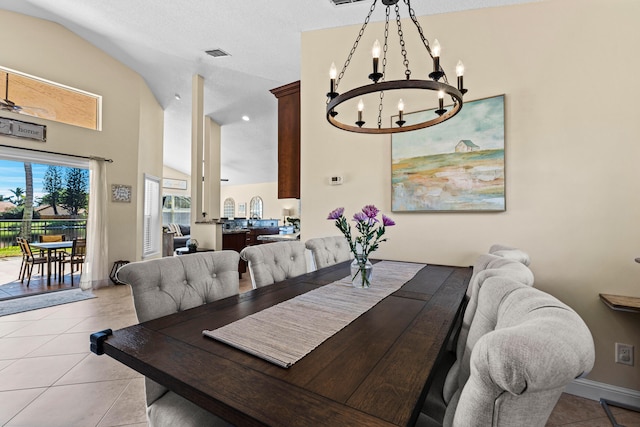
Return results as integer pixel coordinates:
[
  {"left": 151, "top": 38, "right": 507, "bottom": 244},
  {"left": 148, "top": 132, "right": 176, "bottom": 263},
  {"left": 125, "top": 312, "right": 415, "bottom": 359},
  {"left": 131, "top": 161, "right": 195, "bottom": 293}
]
[{"left": 80, "top": 159, "right": 109, "bottom": 290}]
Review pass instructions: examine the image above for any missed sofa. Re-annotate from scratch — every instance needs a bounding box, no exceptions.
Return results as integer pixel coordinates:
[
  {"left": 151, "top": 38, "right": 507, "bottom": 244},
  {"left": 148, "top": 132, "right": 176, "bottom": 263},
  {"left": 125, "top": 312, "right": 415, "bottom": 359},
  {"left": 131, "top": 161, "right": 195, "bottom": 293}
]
[{"left": 166, "top": 223, "right": 191, "bottom": 251}]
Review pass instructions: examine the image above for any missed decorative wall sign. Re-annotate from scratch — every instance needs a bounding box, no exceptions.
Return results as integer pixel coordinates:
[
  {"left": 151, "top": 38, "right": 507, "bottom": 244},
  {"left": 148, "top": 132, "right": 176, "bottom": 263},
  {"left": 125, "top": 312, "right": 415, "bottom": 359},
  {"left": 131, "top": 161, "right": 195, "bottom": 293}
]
[
  {"left": 391, "top": 95, "right": 505, "bottom": 212},
  {"left": 111, "top": 184, "right": 132, "bottom": 203},
  {"left": 162, "top": 178, "right": 188, "bottom": 190},
  {"left": 0, "top": 117, "right": 47, "bottom": 142}
]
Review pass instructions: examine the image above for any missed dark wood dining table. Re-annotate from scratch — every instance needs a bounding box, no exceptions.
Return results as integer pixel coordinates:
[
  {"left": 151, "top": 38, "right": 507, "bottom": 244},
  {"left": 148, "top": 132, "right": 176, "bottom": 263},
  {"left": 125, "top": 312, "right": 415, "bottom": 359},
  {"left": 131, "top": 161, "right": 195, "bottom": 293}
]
[
  {"left": 29, "top": 241, "right": 73, "bottom": 286},
  {"left": 95, "top": 260, "right": 471, "bottom": 427}
]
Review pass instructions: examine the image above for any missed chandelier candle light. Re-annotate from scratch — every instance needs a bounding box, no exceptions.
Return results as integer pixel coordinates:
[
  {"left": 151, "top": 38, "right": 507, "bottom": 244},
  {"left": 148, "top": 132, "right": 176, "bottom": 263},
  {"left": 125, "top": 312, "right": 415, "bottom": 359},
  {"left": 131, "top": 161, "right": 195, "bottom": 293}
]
[
  {"left": 326, "top": 0, "right": 468, "bottom": 134},
  {"left": 328, "top": 205, "right": 395, "bottom": 288}
]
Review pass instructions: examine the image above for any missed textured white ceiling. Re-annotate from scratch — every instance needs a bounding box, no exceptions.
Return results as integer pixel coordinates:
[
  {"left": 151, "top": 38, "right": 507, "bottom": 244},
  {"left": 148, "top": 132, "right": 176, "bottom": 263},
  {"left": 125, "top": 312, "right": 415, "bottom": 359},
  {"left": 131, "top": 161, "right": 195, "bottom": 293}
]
[{"left": 0, "top": 0, "right": 538, "bottom": 185}]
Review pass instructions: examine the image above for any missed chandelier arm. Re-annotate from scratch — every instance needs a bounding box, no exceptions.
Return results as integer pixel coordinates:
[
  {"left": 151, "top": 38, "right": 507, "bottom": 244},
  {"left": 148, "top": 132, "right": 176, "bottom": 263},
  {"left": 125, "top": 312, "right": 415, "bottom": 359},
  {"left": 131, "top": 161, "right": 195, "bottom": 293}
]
[{"left": 327, "top": 80, "right": 463, "bottom": 134}]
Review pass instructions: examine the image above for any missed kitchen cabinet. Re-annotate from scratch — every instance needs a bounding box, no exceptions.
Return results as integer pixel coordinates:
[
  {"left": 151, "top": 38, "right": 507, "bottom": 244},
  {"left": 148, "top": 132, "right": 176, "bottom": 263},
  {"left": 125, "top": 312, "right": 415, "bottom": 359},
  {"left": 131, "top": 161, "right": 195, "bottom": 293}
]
[
  {"left": 247, "top": 227, "right": 280, "bottom": 246},
  {"left": 222, "top": 231, "right": 248, "bottom": 276},
  {"left": 270, "top": 81, "right": 300, "bottom": 199}
]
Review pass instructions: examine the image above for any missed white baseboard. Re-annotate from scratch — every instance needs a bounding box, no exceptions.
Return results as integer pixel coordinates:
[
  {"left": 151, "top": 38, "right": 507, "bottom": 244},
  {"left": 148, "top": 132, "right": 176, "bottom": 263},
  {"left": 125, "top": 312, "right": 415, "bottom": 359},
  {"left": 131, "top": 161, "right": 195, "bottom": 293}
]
[{"left": 565, "top": 378, "right": 640, "bottom": 408}]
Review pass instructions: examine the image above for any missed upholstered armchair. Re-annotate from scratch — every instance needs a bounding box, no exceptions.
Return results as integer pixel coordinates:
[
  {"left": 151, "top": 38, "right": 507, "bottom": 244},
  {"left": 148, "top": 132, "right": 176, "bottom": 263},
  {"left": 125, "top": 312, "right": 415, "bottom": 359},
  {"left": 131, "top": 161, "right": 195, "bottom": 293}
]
[
  {"left": 116, "top": 251, "right": 239, "bottom": 427},
  {"left": 305, "top": 236, "right": 351, "bottom": 270},
  {"left": 240, "top": 241, "right": 307, "bottom": 288}
]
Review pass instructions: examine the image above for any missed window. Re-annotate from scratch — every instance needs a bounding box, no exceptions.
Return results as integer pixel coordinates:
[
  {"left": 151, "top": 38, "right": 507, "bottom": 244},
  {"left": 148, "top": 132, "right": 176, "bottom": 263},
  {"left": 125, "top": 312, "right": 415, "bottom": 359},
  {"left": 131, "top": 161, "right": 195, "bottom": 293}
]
[
  {"left": 143, "top": 174, "right": 160, "bottom": 258},
  {"left": 162, "top": 195, "right": 191, "bottom": 225},
  {"left": 249, "top": 196, "right": 263, "bottom": 219},
  {"left": 0, "top": 66, "right": 101, "bottom": 130},
  {"left": 223, "top": 198, "right": 235, "bottom": 218}
]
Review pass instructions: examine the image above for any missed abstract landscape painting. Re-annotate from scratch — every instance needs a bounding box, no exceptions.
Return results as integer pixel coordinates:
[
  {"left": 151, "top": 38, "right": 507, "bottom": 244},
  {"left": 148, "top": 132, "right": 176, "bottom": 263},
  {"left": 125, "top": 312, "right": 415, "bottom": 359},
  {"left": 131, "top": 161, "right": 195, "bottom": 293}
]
[{"left": 391, "top": 95, "right": 505, "bottom": 212}]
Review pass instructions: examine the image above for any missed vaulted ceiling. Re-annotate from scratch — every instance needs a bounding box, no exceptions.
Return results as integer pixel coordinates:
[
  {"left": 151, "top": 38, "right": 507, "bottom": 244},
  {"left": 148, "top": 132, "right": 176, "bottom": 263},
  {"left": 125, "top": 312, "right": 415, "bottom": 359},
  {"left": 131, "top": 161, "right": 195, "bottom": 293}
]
[{"left": 0, "top": 0, "right": 538, "bottom": 185}]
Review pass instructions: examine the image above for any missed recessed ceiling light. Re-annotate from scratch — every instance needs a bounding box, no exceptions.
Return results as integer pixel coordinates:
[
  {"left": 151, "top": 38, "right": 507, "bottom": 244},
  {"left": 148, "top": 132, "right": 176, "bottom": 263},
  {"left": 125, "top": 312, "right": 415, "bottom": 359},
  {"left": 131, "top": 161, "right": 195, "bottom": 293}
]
[
  {"left": 174, "top": 94, "right": 181, "bottom": 100},
  {"left": 242, "top": 115, "right": 250, "bottom": 121}
]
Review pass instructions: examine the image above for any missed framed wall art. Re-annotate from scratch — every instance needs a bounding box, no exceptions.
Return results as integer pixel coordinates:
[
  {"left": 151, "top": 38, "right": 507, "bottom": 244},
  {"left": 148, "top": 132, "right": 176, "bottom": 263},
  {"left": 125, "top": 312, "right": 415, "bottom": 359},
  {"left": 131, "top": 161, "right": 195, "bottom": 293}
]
[
  {"left": 111, "top": 184, "right": 132, "bottom": 203},
  {"left": 391, "top": 94, "right": 505, "bottom": 212}
]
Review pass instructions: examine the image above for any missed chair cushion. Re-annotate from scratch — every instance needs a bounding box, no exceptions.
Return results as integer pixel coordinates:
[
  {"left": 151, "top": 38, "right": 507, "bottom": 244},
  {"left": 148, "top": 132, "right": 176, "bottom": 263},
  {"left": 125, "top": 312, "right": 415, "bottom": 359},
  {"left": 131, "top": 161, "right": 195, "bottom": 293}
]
[
  {"left": 240, "top": 241, "right": 307, "bottom": 287},
  {"left": 147, "top": 390, "right": 232, "bottom": 427},
  {"left": 305, "top": 236, "right": 351, "bottom": 269}
]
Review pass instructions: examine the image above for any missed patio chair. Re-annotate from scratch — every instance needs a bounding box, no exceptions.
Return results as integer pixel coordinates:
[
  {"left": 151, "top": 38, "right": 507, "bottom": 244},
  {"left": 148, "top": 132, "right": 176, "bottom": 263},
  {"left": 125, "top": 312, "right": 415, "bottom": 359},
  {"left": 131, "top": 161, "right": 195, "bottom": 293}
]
[
  {"left": 38, "top": 234, "right": 66, "bottom": 275},
  {"left": 16, "top": 237, "right": 27, "bottom": 281},
  {"left": 59, "top": 238, "right": 86, "bottom": 286},
  {"left": 19, "top": 238, "right": 48, "bottom": 287}
]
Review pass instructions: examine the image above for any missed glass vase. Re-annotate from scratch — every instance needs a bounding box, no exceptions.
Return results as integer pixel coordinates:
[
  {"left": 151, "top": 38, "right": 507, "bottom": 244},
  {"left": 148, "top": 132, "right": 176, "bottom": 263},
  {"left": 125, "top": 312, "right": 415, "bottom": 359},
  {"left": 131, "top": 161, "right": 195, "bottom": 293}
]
[{"left": 350, "top": 256, "right": 373, "bottom": 288}]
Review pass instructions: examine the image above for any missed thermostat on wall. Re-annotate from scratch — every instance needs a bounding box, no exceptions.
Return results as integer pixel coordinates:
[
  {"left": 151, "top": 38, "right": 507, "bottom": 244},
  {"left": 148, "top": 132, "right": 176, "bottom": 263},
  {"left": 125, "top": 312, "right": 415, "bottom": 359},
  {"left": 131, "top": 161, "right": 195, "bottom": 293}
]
[{"left": 330, "top": 176, "right": 343, "bottom": 185}]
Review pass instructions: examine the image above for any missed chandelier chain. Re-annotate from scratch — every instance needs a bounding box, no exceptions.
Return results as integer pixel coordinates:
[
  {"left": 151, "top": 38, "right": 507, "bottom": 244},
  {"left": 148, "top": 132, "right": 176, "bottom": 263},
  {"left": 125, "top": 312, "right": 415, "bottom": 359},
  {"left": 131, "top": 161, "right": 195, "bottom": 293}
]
[
  {"left": 404, "top": 0, "right": 449, "bottom": 84},
  {"left": 395, "top": 4, "right": 411, "bottom": 80},
  {"left": 334, "top": 0, "right": 378, "bottom": 93},
  {"left": 378, "top": 5, "right": 391, "bottom": 129}
]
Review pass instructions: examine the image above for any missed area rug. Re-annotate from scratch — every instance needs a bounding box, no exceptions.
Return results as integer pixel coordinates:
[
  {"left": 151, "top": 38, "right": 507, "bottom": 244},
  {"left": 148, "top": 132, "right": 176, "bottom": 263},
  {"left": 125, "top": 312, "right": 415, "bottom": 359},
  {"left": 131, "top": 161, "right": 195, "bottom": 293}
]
[{"left": 0, "top": 288, "right": 96, "bottom": 317}]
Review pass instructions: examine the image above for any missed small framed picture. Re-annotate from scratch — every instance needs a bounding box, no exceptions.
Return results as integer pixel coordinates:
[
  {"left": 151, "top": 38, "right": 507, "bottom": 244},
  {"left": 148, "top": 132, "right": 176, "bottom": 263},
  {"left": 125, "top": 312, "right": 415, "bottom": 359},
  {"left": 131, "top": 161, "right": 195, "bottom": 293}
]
[{"left": 111, "top": 184, "right": 132, "bottom": 203}]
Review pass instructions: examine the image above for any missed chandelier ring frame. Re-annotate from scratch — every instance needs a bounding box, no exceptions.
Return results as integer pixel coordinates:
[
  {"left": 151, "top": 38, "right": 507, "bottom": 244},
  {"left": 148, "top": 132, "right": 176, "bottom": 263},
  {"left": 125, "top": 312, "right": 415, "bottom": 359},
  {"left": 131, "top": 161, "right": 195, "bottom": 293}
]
[{"left": 326, "top": 79, "right": 463, "bottom": 134}]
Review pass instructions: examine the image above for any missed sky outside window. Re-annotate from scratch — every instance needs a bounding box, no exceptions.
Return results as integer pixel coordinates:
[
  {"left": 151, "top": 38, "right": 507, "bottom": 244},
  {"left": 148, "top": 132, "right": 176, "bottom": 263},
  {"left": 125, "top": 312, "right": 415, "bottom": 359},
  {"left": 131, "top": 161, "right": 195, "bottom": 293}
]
[{"left": 0, "top": 160, "right": 56, "bottom": 200}]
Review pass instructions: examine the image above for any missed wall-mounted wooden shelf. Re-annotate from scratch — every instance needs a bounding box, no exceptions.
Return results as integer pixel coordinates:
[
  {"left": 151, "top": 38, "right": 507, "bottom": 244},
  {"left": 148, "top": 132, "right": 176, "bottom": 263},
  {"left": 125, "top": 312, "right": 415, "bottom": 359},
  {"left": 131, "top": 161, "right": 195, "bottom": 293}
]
[{"left": 599, "top": 293, "right": 640, "bottom": 313}]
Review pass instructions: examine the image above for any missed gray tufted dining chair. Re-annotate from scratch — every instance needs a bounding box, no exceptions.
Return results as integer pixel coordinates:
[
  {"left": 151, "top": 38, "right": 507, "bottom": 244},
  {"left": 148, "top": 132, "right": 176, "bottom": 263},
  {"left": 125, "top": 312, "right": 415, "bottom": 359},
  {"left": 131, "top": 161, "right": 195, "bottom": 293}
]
[
  {"left": 423, "top": 254, "right": 535, "bottom": 422},
  {"left": 305, "top": 236, "right": 351, "bottom": 270},
  {"left": 116, "top": 251, "right": 239, "bottom": 427},
  {"left": 444, "top": 277, "right": 594, "bottom": 427},
  {"left": 240, "top": 241, "right": 307, "bottom": 288},
  {"left": 489, "top": 243, "right": 531, "bottom": 266}
]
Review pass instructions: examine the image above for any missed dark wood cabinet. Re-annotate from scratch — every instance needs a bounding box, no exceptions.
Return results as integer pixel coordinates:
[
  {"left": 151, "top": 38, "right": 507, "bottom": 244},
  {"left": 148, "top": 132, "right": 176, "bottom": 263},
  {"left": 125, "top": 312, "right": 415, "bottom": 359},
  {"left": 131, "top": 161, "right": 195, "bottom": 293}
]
[
  {"left": 270, "top": 81, "right": 300, "bottom": 199},
  {"left": 222, "top": 231, "right": 248, "bottom": 276},
  {"left": 247, "top": 227, "right": 280, "bottom": 246}
]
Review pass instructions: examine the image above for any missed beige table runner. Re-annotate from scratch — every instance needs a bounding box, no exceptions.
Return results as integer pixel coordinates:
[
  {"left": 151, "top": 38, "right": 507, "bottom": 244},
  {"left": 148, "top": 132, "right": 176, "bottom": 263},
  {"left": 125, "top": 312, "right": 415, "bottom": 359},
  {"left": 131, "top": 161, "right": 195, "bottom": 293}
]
[{"left": 203, "top": 261, "right": 425, "bottom": 368}]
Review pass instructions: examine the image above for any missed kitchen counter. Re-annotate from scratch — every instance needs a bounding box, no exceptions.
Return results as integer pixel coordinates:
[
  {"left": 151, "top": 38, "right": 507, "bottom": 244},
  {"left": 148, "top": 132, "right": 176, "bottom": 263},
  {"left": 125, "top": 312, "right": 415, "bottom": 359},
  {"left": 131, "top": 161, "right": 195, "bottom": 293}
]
[
  {"left": 257, "top": 233, "right": 300, "bottom": 242},
  {"left": 222, "top": 229, "right": 249, "bottom": 234}
]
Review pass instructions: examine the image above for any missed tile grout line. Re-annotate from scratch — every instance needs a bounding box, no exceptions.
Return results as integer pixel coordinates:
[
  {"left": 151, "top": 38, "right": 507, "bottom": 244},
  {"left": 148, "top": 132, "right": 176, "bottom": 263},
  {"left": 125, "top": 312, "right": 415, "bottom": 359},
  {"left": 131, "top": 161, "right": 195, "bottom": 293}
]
[
  {"left": 1, "top": 387, "right": 49, "bottom": 427},
  {"left": 94, "top": 378, "right": 139, "bottom": 427}
]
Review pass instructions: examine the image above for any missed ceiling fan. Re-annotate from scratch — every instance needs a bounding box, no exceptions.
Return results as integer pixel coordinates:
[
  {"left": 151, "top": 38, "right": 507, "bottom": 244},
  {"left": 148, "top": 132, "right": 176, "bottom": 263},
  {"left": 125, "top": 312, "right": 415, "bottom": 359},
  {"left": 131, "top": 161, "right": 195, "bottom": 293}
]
[{"left": 1, "top": 73, "right": 54, "bottom": 119}]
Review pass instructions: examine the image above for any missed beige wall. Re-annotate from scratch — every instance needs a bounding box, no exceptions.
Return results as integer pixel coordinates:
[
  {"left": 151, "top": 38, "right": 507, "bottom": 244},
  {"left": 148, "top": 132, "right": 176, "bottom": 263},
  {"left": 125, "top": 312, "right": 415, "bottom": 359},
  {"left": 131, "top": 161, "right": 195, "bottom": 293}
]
[
  {"left": 302, "top": 0, "right": 640, "bottom": 390},
  {"left": 221, "top": 182, "right": 298, "bottom": 223},
  {"left": 0, "top": 10, "right": 164, "bottom": 265}
]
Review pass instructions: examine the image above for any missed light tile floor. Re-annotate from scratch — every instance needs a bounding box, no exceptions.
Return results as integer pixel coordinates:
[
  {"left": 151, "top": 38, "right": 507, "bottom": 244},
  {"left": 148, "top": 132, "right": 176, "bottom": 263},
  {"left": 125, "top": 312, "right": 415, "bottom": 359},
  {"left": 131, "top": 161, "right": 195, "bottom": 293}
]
[{"left": 0, "top": 260, "right": 638, "bottom": 426}]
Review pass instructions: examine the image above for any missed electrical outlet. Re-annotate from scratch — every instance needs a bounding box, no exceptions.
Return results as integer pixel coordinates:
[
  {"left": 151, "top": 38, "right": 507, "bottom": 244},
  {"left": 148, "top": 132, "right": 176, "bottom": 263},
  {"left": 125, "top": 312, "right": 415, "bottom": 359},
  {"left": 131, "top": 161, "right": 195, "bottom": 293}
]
[{"left": 615, "top": 343, "right": 634, "bottom": 366}]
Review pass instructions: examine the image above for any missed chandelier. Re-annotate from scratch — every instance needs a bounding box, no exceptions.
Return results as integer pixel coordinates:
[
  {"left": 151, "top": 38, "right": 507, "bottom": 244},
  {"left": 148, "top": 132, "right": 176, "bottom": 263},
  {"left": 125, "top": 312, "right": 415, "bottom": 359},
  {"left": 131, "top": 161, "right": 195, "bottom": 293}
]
[{"left": 326, "top": 0, "right": 468, "bottom": 134}]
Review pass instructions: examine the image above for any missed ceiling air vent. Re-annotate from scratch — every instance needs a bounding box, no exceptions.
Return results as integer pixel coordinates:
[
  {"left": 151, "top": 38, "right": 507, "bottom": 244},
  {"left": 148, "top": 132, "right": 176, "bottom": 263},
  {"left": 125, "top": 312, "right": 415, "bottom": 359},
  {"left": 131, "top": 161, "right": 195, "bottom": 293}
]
[
  {"left": 205, "top": 48, "right": 231, "bottom": 58},
  {"left": 330, "top": 0, "right": 366, "bottom": 5}
]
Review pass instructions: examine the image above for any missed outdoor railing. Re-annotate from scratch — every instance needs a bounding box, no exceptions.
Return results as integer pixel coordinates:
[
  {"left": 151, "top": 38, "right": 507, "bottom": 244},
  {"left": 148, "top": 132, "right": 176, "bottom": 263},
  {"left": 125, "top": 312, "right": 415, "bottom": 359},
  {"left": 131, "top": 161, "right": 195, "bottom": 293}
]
[{"left": 0, "top": 219, "right": 87, "bottom": 248}]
